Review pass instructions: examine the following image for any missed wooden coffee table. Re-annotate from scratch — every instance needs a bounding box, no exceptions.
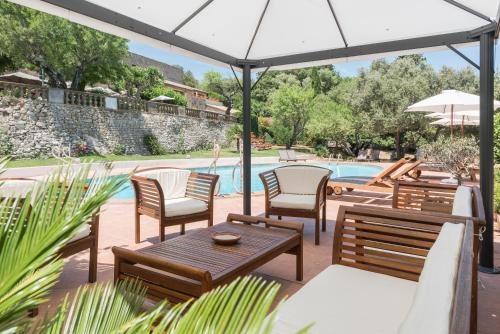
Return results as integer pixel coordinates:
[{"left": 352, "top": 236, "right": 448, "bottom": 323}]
[{"left": 113, "top": 214, "right": 303, "bottom": 303}]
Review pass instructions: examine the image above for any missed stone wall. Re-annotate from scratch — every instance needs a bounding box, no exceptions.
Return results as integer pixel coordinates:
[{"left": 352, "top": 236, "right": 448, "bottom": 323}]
[{"left": 0, "top": 96, "right": 233, "bottom": 158}]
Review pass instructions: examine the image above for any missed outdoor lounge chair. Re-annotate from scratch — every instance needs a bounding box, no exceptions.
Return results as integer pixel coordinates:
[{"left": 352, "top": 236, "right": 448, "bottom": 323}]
[
  {"left": 278, "top": 149, "right": 307, "bottom": 162},
  {"left": 259, "top": 165, "right": 332, "bottom": 245},
  {"left": 269, "top": 205, "right": 478, "bottom": 334},
  {"left": 131, "top": 167, "right": 219, "bottom": 243},
  {"left": 327, "top": 158, "right": 409, "bottom": 195},
  {"left": 0, "top": 178, "right": 100, "bottom": 283}
]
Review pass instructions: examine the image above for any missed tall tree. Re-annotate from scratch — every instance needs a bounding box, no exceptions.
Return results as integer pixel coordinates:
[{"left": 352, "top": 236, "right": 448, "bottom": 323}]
[
  {"left": 201, "top": 71, "right": 241, "bottom": 114},
  {"left": 269, "top": 85, "right": 314, "bottom": 148},
  {"left": 0, "top": 2, "right": 128, "bottom": 90},
  {"left": 182, "top": 69, "right": 199, "bottom": 88},
  {"left": 438, "top": 66, "right": 478, "bottom": 94},
  {"left": 351, "top": 55, "right": 438, "bottom": 157},
  {"left": 113, "top": 65, "right": 164, "bottom": 98}
]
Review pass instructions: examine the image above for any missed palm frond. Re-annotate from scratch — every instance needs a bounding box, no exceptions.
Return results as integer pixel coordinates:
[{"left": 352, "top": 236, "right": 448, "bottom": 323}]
[
  {"left": 0, "top": 162, "right": 128, "bottom": 332},
  {"left": 36, "top": 276, "right": 297, "bottom": 334}
]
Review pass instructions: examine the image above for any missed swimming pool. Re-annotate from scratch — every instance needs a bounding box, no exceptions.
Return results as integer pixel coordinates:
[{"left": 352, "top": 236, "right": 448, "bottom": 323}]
[{"left": 113, "top": 163, "right": 382, "bottom": 199}]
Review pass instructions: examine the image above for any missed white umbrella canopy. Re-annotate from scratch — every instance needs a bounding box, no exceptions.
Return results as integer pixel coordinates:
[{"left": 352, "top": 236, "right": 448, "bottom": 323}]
[
  {"left": 430, "top": 118, "right": 479, "bottom": 126},
  {"left": 406, "top": 89, "right": 500, "bottom": 113},
  {"left": 150, "top": 95, "right": 175, "bottom": 102}
]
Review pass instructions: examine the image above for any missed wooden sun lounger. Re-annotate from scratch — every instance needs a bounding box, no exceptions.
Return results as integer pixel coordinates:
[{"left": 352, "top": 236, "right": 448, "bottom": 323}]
[{"left": 327, "top": 158, "right": 409, "bottom": 195}]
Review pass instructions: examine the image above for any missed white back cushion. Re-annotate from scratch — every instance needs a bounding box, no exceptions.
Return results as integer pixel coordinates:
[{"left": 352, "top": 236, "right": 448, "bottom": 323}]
[
  {"left": 452, "top": 186, "right": 473, "bottom": 217},
  {"left": 136, "top": 169, "right": 190, "bottom": 200},
  {"left": 398, "top": 223, "right": 465, "bottom": 334},
  {"left": 274, "top": 166, "right": 330, "bottom": 195}
]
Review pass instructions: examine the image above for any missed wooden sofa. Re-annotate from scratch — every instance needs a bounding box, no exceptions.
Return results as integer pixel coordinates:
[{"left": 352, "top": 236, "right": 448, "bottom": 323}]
[
  {"left": 259, "top": 165, "right": 332, "bottom": 245},
  {"left": 131, "top": 167, "right": 219, "bottom": 243},
  {"left": 0, "top": 177, "right": 100, "bottom": 283},
  {"left": 271, "top": 206, "right": 477, "bottom": 334}
]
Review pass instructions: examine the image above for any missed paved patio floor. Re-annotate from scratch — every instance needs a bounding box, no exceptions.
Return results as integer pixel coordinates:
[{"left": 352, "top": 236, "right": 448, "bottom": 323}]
[{"left": 44, "top": 191, "right": 500, "bottom": 333}]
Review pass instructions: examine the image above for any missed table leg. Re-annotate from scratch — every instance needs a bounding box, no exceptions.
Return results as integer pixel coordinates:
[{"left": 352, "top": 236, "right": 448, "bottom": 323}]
[{"left": 295, "top": 242, "right": 303, "bottom": 281}]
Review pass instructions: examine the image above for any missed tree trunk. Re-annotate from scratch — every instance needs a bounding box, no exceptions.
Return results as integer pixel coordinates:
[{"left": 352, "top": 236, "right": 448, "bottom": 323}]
[
  {"left": 70, "top": 66, "right": 84, "bottom": 91},
  {"left": 44, "top": 66, "right": 67, "bottom": 89},
  {"left": 395, "top": 129, "right": 401, "bottom": 159}
]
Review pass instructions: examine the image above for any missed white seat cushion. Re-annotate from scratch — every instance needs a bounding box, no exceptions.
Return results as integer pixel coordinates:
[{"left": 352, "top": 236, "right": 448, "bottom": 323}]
[
  {"left": 69, "top": 224, "right": 91, "bottom": 243},
  {"left": 270, "top": 194, "right": 316, "bottom": 210},
  {"left": 398, "top": 223, "right": 465, "bottom": 334},
  {"left": 136, "top": 169, "right": 191, "bottom": 200},
  {"left": 164, "top": 197, "right": 207, "bottom": 217},
  {"left": 272, "top": 265, "right": 417, "bottom": 334},
  {"left": 452, "top": 186, "right": 473, "bottom": 217},
  {"left": 274, "top": 166, "right": 330, "bottom": 195}
]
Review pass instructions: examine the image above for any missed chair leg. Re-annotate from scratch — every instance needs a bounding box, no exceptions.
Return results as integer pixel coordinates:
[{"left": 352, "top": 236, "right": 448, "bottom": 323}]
[
  {"left": 159, "top": 222, "right": 165, "bottom": 242},
  {"left": 315, "top": 215, "right": 320, "bottom": 245},
  {"left": 134, "top": 212, "right": 141, "bottom": 244},
  {"left": 208, "top": 215, "right": 213, "bottom": 227},
  {"left": 322, "top": 205, "right": 327, "bottom": 232},
  {"left": 88, "top": 239, "right": 98, "bottom": 283},
  {"left": 180, "top": 224, "right": 186, "bottom": 235},
  {"left": 278, "top": 216, "right": 282, "bottom": 220}
]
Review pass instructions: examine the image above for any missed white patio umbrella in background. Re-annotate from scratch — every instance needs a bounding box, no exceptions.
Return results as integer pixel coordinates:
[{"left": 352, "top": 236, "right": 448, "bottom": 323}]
[
  {"left": 150, "top": 95, "right": 175, "bottom": 103},
  {"left": 406, "top": 89, "right": 500, "bottom": 135}
]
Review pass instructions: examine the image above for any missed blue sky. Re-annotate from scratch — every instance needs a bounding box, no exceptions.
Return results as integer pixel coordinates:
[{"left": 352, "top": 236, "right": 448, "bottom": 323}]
[{"left": 129, "top": 41, "right": 500, "bottom": 80}]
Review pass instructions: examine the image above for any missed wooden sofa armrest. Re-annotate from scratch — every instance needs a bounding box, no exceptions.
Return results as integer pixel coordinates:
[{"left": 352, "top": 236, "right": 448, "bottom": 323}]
[
  {"left": 226, "top": 213, "right": 304, "bottom": 233},
  {"left": 333, "top": 205, "right": 472, "bottom": 282},
  {"left": 185, "top": 172, "right": 219, "bottom": 205},
  {"left": 112, "top": 246, "right": 212, "bottom": 289},
  {"left": 259, "top": 170, "right": 280, "bottom": 202}
]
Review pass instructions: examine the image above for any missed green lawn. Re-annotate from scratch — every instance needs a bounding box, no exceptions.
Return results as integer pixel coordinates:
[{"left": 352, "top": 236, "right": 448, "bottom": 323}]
[{"left": 6, "top": 147, "right": 311, "bottom": 168}]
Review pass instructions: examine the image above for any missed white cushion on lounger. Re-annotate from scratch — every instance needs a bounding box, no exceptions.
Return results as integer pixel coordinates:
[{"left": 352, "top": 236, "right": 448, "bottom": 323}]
[
  {"left": 136, "top": 169, "right": 191, "bottom": 200},
  {"left": 164, "top": 197, "right": 207, "bottom": 217},
  {"left": 398, "top": 223, "right": 465, "bottom": 334},
  {"left": 274, "top": 166, "right": 330, "bottom": 195},
  {"left": 69, "top": 224, "right": 91, "bottom": 243},
  {"left": 272, "top": 264, "right": 417, "bottom": 334},
  {"left": 270, "top": 194, "right": 316, "bottom": 210},
  {"left": 451, "top": 186, "right": 473, "bottom": 217}
]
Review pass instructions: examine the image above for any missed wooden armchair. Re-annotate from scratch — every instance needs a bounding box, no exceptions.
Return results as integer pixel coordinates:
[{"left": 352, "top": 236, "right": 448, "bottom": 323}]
[
  {"left": 0, "top": 178, "right": 100, "bottom": 283},
  {"left": 259, "top": 165, "right": 332, "bottom": 245},
  {"left": 131, "top": 167, "right": 219, "bottom": 243}
]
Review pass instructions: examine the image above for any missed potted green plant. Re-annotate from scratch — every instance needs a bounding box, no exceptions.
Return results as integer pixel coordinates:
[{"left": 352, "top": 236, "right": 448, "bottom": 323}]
[{"left": 420, "top": 136, "right": 479, "bottom": 185}]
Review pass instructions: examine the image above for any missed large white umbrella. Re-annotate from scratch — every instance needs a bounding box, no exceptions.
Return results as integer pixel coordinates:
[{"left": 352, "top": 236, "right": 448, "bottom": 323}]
[
  {"left": 406, "top": 89, "right": 500, "bottom": 113},
  {"left": 150, "top": 95, "right": 175, "bottom": 102},
  {"left": 406, "top": 89, "right": 500, "bottom": 135},
  {"left": 429, "top": 113, "right": 479, "bottom": 136}
]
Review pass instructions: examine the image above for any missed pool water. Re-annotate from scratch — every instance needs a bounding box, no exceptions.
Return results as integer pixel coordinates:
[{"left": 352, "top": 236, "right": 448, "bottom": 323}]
[{"left": 113, "top": 163, "right": 382, "bottom": 199}]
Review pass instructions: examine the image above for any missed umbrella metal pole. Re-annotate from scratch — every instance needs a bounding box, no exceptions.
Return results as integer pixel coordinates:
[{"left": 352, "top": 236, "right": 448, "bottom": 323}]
[
  {"left": 478, "top": 31, "right": 499, "bottom": 274},
  {"left": 242, "top": 63, "right": 252, "bottom": 216},
  {"left": 450, "top": 104, "right": 454, "bottom": 137}
]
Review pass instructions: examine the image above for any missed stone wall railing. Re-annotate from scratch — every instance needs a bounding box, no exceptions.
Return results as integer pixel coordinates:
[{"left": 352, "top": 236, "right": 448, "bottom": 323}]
[{"left": 0, "top": 81, "right": 237, "bottom": 122}]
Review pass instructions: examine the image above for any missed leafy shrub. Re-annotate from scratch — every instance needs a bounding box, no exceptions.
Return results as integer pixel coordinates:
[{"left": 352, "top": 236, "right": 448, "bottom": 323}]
[
  {"left": 112, "top": 144, "right": 127, "bottom": 156},
  {"left": 143, "top": 134, "right": 166, "bottom": 155},
  {"left": 313, "top": 144, "right": 330, "bottom": 158},
  {"left": 74, "top": 141, "right": 93, "bottom": 157},
  {"left": 0, "top": 130, "right": 12, "bottom": 156},
  {"left": 420, "top": 136, "right": 479, "bottom": 183},
  {"left": 140, "top": 85, "right": 188, "bottom": 107}
]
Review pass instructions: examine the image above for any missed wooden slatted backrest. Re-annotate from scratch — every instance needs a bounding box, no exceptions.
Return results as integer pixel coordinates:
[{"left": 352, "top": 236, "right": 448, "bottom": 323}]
[
  {"left": 393, "top": 180, "right": 457, "bottom": 214},
  {"left": 332, "top": 205, "right": 469, "bottom": 282},
  {"left": 259, "top": 170, "right": 280, "bottom": 199},
  {"left": 130, "top": 176, "right": 164, "bottom": 219},
  {"left": 185, "top": 172, "right": 219, "bottom": 205}
]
